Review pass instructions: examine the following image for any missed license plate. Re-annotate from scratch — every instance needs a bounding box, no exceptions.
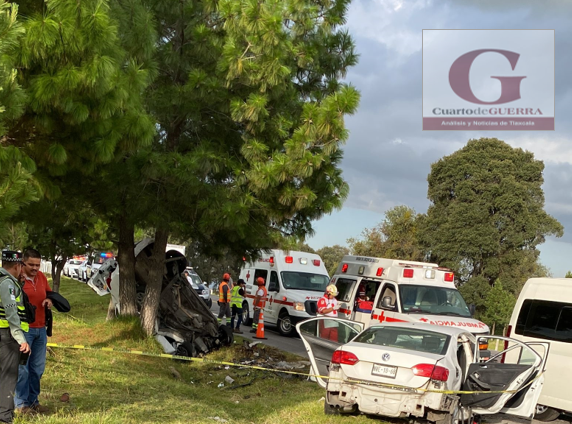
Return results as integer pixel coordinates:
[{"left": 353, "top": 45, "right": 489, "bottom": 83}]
[{"left": 372, "top": 363, "right": 398, "bottom": 378}]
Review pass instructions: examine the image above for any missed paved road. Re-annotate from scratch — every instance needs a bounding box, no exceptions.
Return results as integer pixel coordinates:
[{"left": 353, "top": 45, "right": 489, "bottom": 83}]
[{"left": 209, "top": 294, "right": 307, "bottom": 357}]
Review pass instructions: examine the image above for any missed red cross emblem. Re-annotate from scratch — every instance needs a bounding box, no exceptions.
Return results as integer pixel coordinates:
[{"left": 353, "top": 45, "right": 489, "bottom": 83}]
[{"left": 246, "top": 271, "right": 251, "bottom": 281}]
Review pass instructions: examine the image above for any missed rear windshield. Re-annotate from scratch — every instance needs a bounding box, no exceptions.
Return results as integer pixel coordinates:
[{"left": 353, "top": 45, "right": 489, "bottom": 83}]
[
  {"left": 400, "top": 285, "right": 471, "bottom": 318},
  {"left": 516, "top": 299, "right": 572, "bottom": 343},
  {"left": 280, "top": 272, "right": 329, "bottom": 292},
  {"left": 353, "top": 326, "right": 450, "bottom": 355}
]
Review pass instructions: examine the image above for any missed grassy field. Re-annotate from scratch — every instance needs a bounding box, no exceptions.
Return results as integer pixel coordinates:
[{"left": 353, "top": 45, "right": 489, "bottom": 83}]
[{"left": 15, "top": 277, "right": 376, "bottom": 424}]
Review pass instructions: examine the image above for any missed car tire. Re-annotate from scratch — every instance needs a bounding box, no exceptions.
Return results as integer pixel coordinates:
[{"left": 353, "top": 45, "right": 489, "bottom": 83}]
[
  {"left": 218, "top": 324, "right": 234, "bottom": 346},
  {"left": 206, "top": 297, "right": 212, "bottom": 308},
  {"left": 535, "top": 405, "right": 561, "bottom": 421},
  {"left": 324, "top": 401, "right": 340, "bottom": 415},
  {"left": 278, "top": 310, "right": 295, "bottom": 337},
  {"left": 175, "top": 341, "right": 195, "bottom": 358},
  {"left": 242, "top": 302, "right": 253, "bottom": 326}
]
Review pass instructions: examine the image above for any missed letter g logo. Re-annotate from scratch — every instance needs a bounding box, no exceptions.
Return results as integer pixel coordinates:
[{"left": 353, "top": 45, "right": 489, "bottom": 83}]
[{"left": 449, "top": 49, "right": 526, "bottom": 105}]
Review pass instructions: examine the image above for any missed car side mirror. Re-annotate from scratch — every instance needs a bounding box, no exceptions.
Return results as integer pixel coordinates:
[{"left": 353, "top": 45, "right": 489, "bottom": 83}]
[
  {"left": 469, "top": 304, "right": 476, "bottom": 317},
  {"left": 382, "top": 296, "right": 395, "bottom": 310}
]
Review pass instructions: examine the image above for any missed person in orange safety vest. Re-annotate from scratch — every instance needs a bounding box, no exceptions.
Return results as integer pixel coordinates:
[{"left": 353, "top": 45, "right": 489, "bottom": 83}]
[
  {"left": 250, "top": 277, "right": 267, "bottom": 333},
  {"left": 217, "top": 273, "right": 232, "bottom": 326}
]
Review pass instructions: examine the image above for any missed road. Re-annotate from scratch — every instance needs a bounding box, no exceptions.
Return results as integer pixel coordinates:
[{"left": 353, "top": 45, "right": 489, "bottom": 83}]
[
  {"left": 209, "top": 294, "right": 307, "bottom": 357},
  {"left": 210, "top": 294, "right": 571, "bottom": 424}
]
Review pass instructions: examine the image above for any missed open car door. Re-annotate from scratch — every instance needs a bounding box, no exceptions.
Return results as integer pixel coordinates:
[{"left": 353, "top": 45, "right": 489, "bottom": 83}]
[
  {"left": 460, "top": 336, "right": 549, "bottom": 418},
  {"left": 296, "top": 317, "right": 364, "bottom": 388}
]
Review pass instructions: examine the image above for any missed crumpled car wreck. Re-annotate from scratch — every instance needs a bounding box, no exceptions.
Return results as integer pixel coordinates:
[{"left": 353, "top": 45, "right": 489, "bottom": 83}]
[{"left": 88, "top": 239, "right": 233, "bottom": 356}]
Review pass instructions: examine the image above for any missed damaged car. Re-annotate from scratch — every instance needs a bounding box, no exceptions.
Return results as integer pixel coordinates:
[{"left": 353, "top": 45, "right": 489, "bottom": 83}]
[
  {"left": 297, "top": 317, "right": 548, "bottom": 423},
  {"left": 88, "top": 239, "right": 232, "bottom": 357}
]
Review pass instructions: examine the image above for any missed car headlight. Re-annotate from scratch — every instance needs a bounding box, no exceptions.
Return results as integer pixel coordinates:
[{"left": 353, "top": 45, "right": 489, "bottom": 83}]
[
  {"left": 202, "top": 289, "right": 209, "bottom": 296},
  {"left": 294, "top": 302, "right": 305, "bottom": 311}
]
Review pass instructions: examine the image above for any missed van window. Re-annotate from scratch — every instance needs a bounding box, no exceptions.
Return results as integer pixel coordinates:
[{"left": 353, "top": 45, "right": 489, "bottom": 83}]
[
  {"left": 268, "top": 271, "right": 279, "bottom": 292},
  {"left": 399, "top": 285, "right": 471, "bottom": 317},
  {"left": 280, "top": 272, "right": 329, "bottom": 292},
  {"left": 254, "top": 269, "right": 268, "bottom": 284},
  {"left": 516, "top": 300, "right": 572, "bottom": 343},
  {"left": 335, "top": 278, "right": 357, "bottom": 302},
  {"left": 376, "top": 283, "right": 397, "bottom": 309}
]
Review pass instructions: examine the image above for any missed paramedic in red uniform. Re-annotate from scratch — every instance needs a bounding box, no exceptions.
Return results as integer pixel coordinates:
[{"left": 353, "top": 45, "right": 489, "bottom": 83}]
[{"left": 317, "top": 285, "right": 339, "bottom": 341}]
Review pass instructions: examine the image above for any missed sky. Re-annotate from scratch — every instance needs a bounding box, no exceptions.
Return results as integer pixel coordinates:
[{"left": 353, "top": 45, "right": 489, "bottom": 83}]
[{"left": 306, "top": 0, "right": 572, "bottom": 278}]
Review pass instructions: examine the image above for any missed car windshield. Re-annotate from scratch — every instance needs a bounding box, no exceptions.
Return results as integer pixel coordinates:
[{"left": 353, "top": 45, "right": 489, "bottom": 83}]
[
  {"left": 399, "top": 285, "right": 471, "bottom": 317},
  {"left": 353, "top": 326, "right": 451, "bottom": 355},
  {"left": 280, "top": 272, "right": 329, "bottom": 292},
  {"left": 189, "top": 274, "right": 202, "bottom": 287}
]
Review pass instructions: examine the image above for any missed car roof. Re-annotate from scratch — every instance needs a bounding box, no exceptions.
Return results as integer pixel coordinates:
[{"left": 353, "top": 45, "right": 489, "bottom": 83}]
[{"left": 367, "top": 321, "right": 474, "bottom": 338}]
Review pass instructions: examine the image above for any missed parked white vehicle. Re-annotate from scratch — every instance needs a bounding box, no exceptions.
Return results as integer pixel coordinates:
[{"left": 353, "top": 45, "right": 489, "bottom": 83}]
[
  {"left": 239, "top": 250, "right": 330, "bottom": 336},
  {"left": 297, "top": 317, "right": 548, "bottom": 422},
  {"left": 505, "top": 277, "right": 572, "bottom": 421},
  {"left": 330, "top": 256, "right": 490, "bottom": 359},
  {"left": 63, "top": 257, "right": 85, "bottom": 278}
]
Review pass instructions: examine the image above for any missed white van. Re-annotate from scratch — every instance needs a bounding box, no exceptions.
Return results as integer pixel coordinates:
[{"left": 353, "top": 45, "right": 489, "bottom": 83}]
[
  {"left": 239, "top": 250, "right": 330, "bottom": 336},
  {"left": 505, "top": 278, "right": 572, "bottom": 421},
  {"left": 330, "top": 256, "right": 490, "bottom": 336}
]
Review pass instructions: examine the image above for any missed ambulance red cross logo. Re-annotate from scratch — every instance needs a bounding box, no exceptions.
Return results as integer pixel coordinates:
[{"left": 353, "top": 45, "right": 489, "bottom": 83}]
[
  {"left": 246, "top": 271, "right": 251, "bottom": 281},
  {"left": 423, "top": 29, "right": 554, "bottom": 131}
]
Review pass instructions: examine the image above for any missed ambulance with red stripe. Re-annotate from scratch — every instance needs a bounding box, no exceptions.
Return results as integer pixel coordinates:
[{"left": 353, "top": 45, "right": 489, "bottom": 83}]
[
  {"left": 239, "top": 250, "right": 330, "bottom": 336},
  {"left": 331, "top": 256, "right": 490, "bottom": 340}
]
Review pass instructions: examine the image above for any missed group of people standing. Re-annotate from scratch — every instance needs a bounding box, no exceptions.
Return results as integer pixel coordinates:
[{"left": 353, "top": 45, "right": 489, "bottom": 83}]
[
  {"left": 0, "top": 249, "right": 52, "bottom": 424},
  {"left": 216, "top": 273, "right": 267, "bottom": 334}
]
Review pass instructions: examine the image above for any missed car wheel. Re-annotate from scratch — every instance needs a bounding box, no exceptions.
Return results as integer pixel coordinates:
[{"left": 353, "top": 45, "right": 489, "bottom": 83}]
[
  {"left": 206, "top": 297, "right": 212, "bottom": 308},
  {"left": 242, "top": 302, "right": 253, "bottom": 325},
  {"left": 278, "top": 310, "right": 295, "bottom": 336},
  {"left": 175, "top": 341, "right": 195, "bottom": 358},
  {"left": 535, "top": 405, "right": 561, "bottom": 421}
]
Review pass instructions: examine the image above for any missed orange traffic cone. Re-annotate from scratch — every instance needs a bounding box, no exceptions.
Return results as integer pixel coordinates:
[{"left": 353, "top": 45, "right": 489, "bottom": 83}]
[{"left": 254, "top": 309, "right": 267, "bottom": 339}]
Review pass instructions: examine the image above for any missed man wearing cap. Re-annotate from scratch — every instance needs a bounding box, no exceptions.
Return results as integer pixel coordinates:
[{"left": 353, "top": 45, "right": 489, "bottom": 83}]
[
  {"left": 217, "top": 273, "right": 232, "bottom": 326},
  {"left": 317, "top": 285, "right": 339, "bottom": 341},
  {"left": 0, "top": 251, "right": 30, "bottom": 424},
  {"left": 15, "top": 248, "right": 52, "bottom": 415},
  {"left": 230, "top": 279, "right": 246, "bottom": 334}
]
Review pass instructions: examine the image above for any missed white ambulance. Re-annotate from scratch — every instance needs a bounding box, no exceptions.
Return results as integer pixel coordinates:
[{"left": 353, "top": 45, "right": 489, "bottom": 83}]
[
  {"left": 239, "top": 250, "right": 330, "bottom": 336},
  {"left": 331, "top": 256, "right": 490, "bottom": 337}
]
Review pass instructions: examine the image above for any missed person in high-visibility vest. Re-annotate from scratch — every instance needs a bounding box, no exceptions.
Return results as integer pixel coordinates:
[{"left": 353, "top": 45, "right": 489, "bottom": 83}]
[
  {"left": 230, "top": 279, "right": 246, "bottom": 334},
  {"left": 250, "top": 277, "right": 267, "bottom": 334},
  {"left": 217, "top": 273, "right": 232, "bottom": 326},
  {"left": 0, "top": 251, "right": 31, "bottom": 423}
]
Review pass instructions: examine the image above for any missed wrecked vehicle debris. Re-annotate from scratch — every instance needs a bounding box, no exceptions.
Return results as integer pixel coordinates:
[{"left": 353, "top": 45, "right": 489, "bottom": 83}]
[{"left": 88, "top": 238, "right": 233, "bottom": 356}]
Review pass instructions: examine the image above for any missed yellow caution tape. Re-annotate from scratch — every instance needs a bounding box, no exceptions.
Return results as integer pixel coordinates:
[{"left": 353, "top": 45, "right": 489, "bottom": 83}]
[{"left": 46, "top": 342, "right": 542, "bottom": 395}]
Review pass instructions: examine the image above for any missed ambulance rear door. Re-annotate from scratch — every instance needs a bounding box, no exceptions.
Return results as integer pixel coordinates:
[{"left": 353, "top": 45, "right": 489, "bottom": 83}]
[
  {"left": 370, "top": 281, "right": 402, "bottom": 325},
  {"left": 333, "top": 277, "right": 358, "bottom": 320},
  {"left": 265, "top": 270, "right": 280, "bottom": 322}
]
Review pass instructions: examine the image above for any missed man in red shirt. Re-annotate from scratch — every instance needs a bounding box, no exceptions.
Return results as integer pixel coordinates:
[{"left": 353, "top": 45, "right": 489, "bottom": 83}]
[{"left": 14, "top": 249, "right": 52, "bottom": 414}]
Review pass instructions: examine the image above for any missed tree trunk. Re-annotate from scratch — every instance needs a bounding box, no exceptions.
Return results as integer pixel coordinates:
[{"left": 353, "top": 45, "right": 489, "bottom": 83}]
[
  {"left": 140, "top": 228, "right": 169, "bottom": 336},
  {"left": 118, "top": 213, "right": 138, "bottom": 316},
  {"left": 50, "top": 255, "right": 67, "bottom": 293},
  {"left": 106, "top": 298, "right": 116, "bottom": 321}
]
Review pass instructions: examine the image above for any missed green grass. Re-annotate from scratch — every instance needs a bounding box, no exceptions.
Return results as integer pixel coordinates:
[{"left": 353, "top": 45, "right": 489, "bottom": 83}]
[{"left": 16, "top": 277, "right": 375, "bottom": 424}]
